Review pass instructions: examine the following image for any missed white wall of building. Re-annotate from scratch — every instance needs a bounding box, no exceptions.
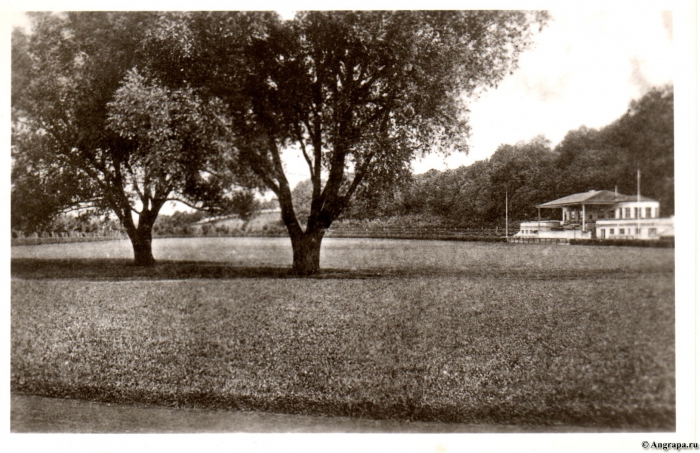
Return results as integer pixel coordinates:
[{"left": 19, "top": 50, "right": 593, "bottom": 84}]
[
  {"left": 613, "top": 201, "right": 660, "bottom": 219},
  {"left": 596, "top": 217, "right": 673, "bottom": 240}
]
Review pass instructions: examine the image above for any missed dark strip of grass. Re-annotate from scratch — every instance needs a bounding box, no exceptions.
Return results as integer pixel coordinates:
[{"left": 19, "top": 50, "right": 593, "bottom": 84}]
[
  {"left": 11, "top": 258, "right": 666, "bottom": 282},
  {"left": 571, "top": 238, "right": 674, "bottom": 248},
  {"left": 12, "top": 259, "right": 295, "bottom": 280},
  {"left": 11, "top": 258, "right": 400, "bottom": 281}
]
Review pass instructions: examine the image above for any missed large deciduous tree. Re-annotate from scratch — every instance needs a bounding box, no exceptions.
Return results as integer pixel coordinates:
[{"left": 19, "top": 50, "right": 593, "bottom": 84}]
[
  {"left": 12, "top": 12, "right": 249, "bottom": 265},
  {"left": 145, "top": 11, "right": 549, "bottom": 274}
]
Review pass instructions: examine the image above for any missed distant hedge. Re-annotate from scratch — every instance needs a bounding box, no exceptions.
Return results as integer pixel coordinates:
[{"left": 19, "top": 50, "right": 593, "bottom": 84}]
[{"left": 570, "top": 238, "right": 674, "bottom": 248}]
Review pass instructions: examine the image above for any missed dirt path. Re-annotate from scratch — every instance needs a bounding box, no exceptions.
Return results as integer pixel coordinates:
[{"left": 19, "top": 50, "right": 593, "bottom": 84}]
[{"left": 11, "top": 394, "right": 623, "bottom": 433}]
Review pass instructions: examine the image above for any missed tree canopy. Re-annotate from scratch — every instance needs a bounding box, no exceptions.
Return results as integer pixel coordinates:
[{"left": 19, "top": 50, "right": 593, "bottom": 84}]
[
  {"left": 12, "top": 12, "right": 254, "bottom": 265},
  {"left": 143, "top": 10, "right": 550, "bottom": 273}
]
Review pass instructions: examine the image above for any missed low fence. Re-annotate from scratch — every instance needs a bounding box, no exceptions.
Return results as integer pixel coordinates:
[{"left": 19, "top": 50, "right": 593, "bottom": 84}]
[
  {"left": 12, "top": 227, "right": 674, "bottom": 248},
  {"left": 12, "top": 226, "right": 507, "bottom": 246},
  {"left": 509, "top": 236, "right": 674, "bottom": 248},
  {"left": 507, "top": 237, "right": 570, "bottom": 245},
  {"left": 325, "top": 226, "right": 504, "bottom": 241},
  {"left": 11, "top": 231, "right": 128, "bottom": 246}
]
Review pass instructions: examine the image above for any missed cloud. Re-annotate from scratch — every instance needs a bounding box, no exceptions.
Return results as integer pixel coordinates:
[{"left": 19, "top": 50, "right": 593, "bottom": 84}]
[
  {"left": 628, "top": 57, "right": 652, "bottom": 95},
  {"left": 522, "top": 74, "right": 570, "bottom": 103},
  {"left": 661, "top": 11, "right": 673, "bottom": 41}
]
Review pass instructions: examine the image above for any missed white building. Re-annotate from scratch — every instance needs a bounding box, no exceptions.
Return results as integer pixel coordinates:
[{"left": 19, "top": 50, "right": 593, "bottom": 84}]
[{"left": 515, "top": 190, "right": 673, "bottom": 241}]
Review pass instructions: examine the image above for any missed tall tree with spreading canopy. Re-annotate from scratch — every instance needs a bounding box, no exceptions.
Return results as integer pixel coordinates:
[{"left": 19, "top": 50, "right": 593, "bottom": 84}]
[
  {"left": 143, "top": 10, "right": 550, "bottom": 273},
  {"left": 12, "top": 12, "right": 253, "bottom": 265}
]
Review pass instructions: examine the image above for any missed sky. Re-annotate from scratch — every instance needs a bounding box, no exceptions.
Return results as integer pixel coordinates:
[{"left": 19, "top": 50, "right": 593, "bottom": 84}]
[
  {"left": 410, "top": 9, "right": 674, "bottom": 173},
  {"left": 271, "top": 8, "right": 676, "bottom": 189},
  {"left": 8, "top": 5, "right": 677, "bottom": 205}
]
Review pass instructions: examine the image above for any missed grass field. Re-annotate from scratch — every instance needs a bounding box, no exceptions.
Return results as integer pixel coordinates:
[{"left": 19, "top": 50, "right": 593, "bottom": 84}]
[{"left": 11, "top": 238, "right": 675, "bottom": 430}]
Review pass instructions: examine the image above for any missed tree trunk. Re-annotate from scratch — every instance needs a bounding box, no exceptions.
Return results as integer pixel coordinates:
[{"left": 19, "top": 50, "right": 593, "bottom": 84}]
[
  {"left": 290, "top": 228, "right": 325, "bottom": 275},
  {"left": 128, "top": 225, "right": 155, "bottom": 267}
]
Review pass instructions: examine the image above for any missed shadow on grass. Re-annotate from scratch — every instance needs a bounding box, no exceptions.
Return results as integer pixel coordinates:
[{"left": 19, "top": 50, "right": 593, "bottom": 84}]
[
  {"left": 10, "top": 258, "right": 397, "bottom": 281},
  {"left": 10, "top": 258, "right": 657, "bottom": 282}
]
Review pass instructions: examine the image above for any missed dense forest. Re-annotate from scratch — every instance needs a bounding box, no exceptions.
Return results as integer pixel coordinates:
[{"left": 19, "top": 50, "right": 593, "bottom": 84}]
[{"left": 340, "top": 84, "right": 674, "bottom": 227}]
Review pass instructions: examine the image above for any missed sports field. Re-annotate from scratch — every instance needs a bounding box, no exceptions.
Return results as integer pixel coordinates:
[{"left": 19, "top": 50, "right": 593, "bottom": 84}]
[{"left": 11, "top": 238, "right": 675, "bottom": 430}]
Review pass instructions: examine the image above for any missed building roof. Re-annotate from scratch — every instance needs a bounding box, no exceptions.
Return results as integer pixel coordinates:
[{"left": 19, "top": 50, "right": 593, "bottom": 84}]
[{"left": 536, "top": 190, "right": 656, "bottom": 209}]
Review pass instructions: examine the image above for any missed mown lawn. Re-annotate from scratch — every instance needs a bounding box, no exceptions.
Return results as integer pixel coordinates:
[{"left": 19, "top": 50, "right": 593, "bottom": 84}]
[{"left": 11, "top": 238, "right": 675, "bottom": 429}]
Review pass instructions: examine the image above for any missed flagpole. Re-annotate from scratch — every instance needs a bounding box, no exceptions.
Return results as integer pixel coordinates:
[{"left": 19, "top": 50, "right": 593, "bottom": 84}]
[
  {"left": 505, "top": 189, "right": 509, "bottom": 239},
  {"left": 637, "top": 169, "right": 641, "bottom": 238}
]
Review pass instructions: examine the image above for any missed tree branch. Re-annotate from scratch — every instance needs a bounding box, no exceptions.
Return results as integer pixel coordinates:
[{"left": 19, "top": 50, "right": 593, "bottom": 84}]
[
  {"left": 36, "top": 118, "right": 125, "bottom": 214},
  {"left": 164, "top": 196, "right": 203, "bottom": 211},
  {"left": 343, "top": 152, "right": 375, "bottom": 205},
  {"left": 295, "top": 122, "right": 315, "bottom": 179},
  {"left": 248, "top": 157, "right": 281, "bottom": 195},
  {"left": 266, "top": 135, "right": 302, "bottom": 235}
]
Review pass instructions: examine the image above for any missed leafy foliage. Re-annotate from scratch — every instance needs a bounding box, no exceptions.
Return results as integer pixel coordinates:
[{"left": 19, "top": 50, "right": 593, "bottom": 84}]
[
  {"left": 487, "top": 136, "right": 558, "bottom": 222},
  {"left": 143, "top": 10, "right": 550, "bottom": 273},
  {"left": 153, "top": 211, "right": 206, "bottom": 236},
  {"left": 12, "top": 12, "right": 157, "bottom": 262},
  {"left": 11, "top": 128, "right": 92, "bottom": 234},
  {"left": 12, "top": 12, "right": 256, "bottom": 264},
  {"left": 601, "top": 85, "right": 674, "bottom": 215}
]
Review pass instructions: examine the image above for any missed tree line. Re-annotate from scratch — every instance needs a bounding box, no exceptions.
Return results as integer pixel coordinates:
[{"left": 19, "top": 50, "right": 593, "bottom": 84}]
[{"left": 341, "top": 84, "right": 674, "bottom": 226}]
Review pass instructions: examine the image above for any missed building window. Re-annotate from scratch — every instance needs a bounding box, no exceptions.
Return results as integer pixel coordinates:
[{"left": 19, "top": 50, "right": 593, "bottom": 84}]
[
  {"left": 634, "top": 207, "right": 639, "bottom": 218},
  {"left": 610, "top": 229, "right": 614, "bottom": 236},
  {"left": 649, "top": 228, "right": 657, "bottom": 236},
  {"left": 635, "top": 228, "right": 641, "bottom": 235},
  {"left": 646, "top": 207, "right": 652, "bottom": 218},
  {"left": 588, "top": 214, "right": 593, "bottom": 220},
  {"left": 608, "top": 210, "right": 614, "bottom": 219},
  {"left": 625, "top": 208, "right": 631, "bottom": 218},
  {"left": 654, "top": 208, "right": 659, "bottom": 218},
  {"left": 619, "top": 228, "right": 625, "bottom": 235}
]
